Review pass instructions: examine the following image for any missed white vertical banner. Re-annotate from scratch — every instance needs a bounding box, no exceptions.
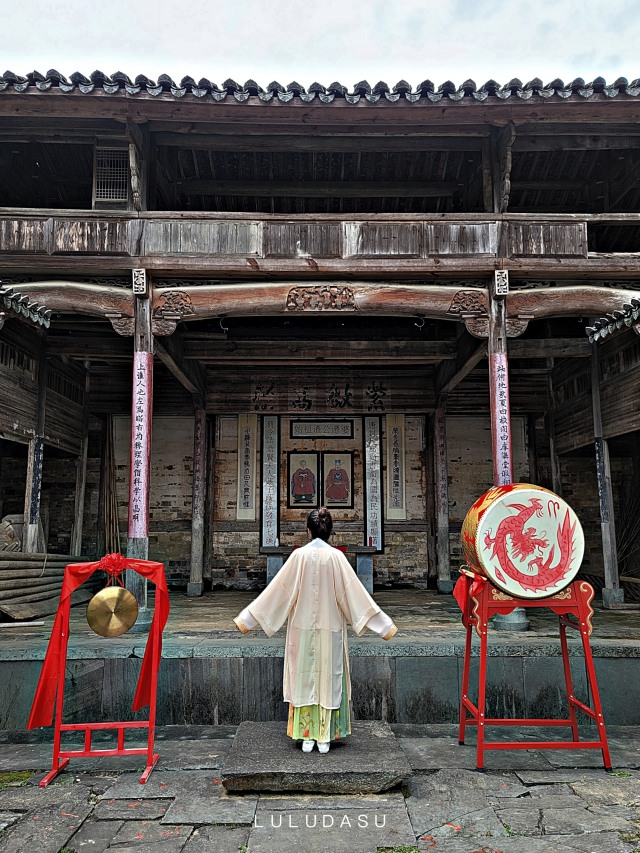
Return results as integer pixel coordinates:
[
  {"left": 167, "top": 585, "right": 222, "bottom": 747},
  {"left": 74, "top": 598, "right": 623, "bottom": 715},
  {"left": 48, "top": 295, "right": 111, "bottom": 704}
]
[
  {"left": 386, "top": 414, "right": 406, "bottom": 520},
  {"left": 364, "top": 416, "right": 383, "bottom": 551},
  {"left": 261, "top": 415, "right": 280, "bottom": 547},
  {"left": 236, "top": 414, "right": 257, "bottom": 521}
]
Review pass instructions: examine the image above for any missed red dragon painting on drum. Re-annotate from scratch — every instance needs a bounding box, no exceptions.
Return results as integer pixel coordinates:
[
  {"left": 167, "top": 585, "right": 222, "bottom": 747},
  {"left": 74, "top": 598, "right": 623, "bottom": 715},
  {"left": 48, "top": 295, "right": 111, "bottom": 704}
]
[{"left": 461, "top": 484, "right": 584, "bottom": 599}]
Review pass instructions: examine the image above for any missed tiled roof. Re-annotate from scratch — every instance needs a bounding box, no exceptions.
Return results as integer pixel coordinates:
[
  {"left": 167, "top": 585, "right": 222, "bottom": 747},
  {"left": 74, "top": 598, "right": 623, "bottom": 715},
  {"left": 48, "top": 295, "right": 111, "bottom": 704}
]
[
  {"left": 0, "top": 284, "right": 51, "bottom": 328},
  {"left": 1, "top": 70, "right": 639, "bottom": 103},
  {"left": 586, "top": 299, "right": 640, "bottom": 343}
]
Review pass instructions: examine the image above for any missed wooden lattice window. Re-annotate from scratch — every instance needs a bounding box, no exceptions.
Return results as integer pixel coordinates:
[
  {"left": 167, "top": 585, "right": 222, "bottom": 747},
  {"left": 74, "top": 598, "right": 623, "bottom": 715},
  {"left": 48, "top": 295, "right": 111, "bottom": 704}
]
[{"left": 94, "top": 147, "right": 129, "bottom": 205}]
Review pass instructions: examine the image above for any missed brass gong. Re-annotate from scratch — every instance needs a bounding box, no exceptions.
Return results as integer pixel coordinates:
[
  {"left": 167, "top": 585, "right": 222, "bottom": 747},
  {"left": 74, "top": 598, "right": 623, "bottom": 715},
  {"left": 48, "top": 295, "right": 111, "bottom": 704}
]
[{"left": 86, "top": 586, "right": 139, "bottom": 637}]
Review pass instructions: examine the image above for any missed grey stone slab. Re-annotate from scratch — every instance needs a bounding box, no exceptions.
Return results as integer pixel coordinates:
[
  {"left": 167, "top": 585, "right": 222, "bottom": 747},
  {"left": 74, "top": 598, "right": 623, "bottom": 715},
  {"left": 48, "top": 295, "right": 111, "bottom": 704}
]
[
  {"left": 162, "top": 782, "right": 257, "bottom": 826},
  {"left": 495, "top": 805, "right": 543, "bottom": 835},
  {"left": 248, "top": 799, "right": 415, "bottom": 853},
  {"left": 399, "top": 737, "right": 554, "bottom": 771},
  {"left": 258, "top": 791, "right": 406, "bottom": 809},
  {"left": 523, "top": 656, "right": 588, "bottom": 720},
  {"left": 155, "top": 658, "right": 243, "bottom": 726},
  {"left": 100, "top": 844, "right": 191, "bottom": 853},
  {"left": 102, "top": 770, "right": 212, "bottom": 800},
  {"left": 466, "top": 656, "right": 526, "bottom": 720},
  {"left": 542, "top": 805, "right": 635, "bottom": 835},
  {"left": 220, "top": 720, "right": 411, "bottom": 793},
  {"left": 241, "top": 658, "right": 288, "bottom": 723},
  {"left": 569, "top": 774, "right": 640, "bottom": 805},
  {"left": 0, "top": 794, "right": 92, "bottom": 853},
  {"left": 405, "top": 770, "right": 525, "bottom": 840},
  {"left": 93, "top": 797, "right": 172, "bottom": 820},
  {"left": 154, "top": 738, "right": 232, "bottom": 770},
  {"left": 111, "top": 820, "right": 193, "bottom": 845},
  {"left": 416, "top": 840, "right": 578, "bottom": 853},
  {"left": 516, "top": 768, "right": 630, "bottom": 785},
  {"left": 65, "top": 819, "right": 124, "bottom": 853},
  {"left": 0, "top": 780, "right": 91, "bottom": 810},
  {"left": 561, "top": 831, "right": 640, "bottom": 853},
  {"left": 395, "top": 656, "right": 460, "bottom": 723},
  {"left": 0, "top": 813, "right": 21, "bottom": 832},
  {"left": 350, "top": 655, "right": 396, "bottom": 722},
  {"left": 0, "top": 744, "right": 50, "bottom": 771},
  {"left": 181, "top": 825, "right": 250, "bottom": 853},
  {"left": 540, "top": 746, "right": 612, "bottom": 769}
]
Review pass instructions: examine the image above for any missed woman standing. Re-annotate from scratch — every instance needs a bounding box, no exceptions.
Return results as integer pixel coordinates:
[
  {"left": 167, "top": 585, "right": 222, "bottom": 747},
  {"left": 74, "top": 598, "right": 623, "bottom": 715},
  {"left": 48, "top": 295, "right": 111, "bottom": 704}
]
[{"left": 234, "top": 507, "right": 397, "bottom": 753}]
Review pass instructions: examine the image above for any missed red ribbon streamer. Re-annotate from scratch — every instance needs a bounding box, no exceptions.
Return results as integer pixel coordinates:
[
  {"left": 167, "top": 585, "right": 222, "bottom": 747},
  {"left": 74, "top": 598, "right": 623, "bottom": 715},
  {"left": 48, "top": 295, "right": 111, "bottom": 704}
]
[{"left": 27, "top": 554, "right": 169, "bottom": 730}]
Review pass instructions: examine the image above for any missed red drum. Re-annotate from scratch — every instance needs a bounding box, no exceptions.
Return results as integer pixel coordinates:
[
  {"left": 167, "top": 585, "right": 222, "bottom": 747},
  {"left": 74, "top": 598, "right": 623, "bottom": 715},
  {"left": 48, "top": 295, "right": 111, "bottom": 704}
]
[{"left": 461, "top": 483, "right": 584, "bottom": 599}]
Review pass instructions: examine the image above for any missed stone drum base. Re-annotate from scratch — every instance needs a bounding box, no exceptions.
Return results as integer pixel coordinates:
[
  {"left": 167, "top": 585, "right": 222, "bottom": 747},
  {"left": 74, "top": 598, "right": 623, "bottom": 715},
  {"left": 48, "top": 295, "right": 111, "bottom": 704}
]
[{"left": 220, "top": 720, "right": 412, "bottom": 794}]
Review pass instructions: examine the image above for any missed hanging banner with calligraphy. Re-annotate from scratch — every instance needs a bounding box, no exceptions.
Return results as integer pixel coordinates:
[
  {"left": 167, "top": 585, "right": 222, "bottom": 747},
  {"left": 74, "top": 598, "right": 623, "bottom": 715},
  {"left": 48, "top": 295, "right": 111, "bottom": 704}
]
[
  {"left": 290, "top": 420, "right": 354, "bottom": 439},
  {"left": 260, "top": 415, "right": 280, "bottom": 547},
  {"left": 489, "top": 353, "right": 513, "bottom": 486},
  {"left": 237, "top": 414, "right": 257, "bottom": 521},
  {"left": 386, "top": 414, "right": 406, "bottom": 520},
  {"left": 364, "top": 416, "right": 383, "bottom": 551},
  {"left": 128, "top": 352, "right": 153, "bottom": 538}
]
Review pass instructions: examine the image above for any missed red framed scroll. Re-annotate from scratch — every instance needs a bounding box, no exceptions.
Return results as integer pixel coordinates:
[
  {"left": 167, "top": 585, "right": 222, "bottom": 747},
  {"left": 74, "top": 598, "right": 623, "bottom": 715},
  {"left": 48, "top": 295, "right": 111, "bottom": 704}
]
[{"left": 27, "top": 553, "right": 169, "bottom": 787}]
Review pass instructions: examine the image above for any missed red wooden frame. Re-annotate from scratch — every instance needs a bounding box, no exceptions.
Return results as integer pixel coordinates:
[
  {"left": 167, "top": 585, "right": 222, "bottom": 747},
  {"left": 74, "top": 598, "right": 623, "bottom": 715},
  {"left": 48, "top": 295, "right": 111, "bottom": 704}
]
[
  {"left": 456, "top": 572, "right": 611, "bottom": 770},
  {"left": 39, "top": 624, "right": 160, "bottom": 787}
]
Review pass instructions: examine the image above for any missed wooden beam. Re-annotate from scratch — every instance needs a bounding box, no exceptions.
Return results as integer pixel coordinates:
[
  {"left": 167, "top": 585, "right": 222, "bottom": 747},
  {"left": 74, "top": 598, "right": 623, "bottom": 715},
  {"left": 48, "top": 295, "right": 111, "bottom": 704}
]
[
  {"left": 180, "top": 179, "right": 459, "bottom": 198},
  {"left": 154, "top": 132, "right": 483, "bottom": 151},
  {"left": 154, "top": 333, "right": 205, "bottom": 404}
]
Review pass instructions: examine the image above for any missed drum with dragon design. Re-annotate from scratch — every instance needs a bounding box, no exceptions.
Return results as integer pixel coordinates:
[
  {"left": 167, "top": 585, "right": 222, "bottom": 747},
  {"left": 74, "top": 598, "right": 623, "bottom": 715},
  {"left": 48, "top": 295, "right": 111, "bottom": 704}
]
[{"left": 461, "top": 483, "right": 585, "bottom": 599}]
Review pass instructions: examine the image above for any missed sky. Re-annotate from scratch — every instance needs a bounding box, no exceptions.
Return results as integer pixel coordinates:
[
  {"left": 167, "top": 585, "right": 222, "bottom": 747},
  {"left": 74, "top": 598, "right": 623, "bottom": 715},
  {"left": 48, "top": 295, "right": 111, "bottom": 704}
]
[{"left": 1, "top": 0, "right": 638, "bottom": 89}]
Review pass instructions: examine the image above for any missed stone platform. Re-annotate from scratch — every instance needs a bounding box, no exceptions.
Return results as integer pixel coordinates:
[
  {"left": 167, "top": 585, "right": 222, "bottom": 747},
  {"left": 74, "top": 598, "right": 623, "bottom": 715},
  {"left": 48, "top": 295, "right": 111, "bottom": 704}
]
[
  {"left": 221, "top": 720, "right": 412, "bottom": 793},
  {"left": 2, "top": 588, "right": 640, "bottom": 730}
]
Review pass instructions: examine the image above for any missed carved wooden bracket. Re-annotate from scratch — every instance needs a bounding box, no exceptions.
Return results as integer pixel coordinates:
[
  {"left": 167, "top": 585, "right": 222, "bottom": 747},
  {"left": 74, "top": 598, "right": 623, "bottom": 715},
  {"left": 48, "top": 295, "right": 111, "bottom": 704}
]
[
  {"left": 464, "top": 317, "right": 529, "bottom": 339},
  {"left": 151, "top": 290, "right": 196, "bottom": 335},
  {"left": 105, "top": 312, "right": 135, "bottom": 336}
]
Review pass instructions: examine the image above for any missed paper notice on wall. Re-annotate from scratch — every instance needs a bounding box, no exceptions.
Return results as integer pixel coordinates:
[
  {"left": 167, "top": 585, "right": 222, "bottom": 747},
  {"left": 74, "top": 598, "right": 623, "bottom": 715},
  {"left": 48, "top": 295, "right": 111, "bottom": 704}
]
[
  {"left": 386, "top": 414, "right": 406, "bottom": 520},
  {"left": 237, "top": 414, "right": 257, "bottom": 521}
]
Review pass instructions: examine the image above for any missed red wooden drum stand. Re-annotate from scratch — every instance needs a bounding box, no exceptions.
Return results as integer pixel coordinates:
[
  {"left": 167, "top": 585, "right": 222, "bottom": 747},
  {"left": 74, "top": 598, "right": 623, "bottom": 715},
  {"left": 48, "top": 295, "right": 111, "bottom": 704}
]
[{"left": 456, "top": 571, "right": 611, "bottom": 770}]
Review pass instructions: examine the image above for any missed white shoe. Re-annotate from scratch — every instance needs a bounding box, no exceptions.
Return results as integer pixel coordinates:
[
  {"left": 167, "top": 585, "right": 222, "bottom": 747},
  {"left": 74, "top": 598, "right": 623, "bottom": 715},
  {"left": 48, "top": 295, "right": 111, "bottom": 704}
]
[
  {"left": 317, "top": 742, "right": 330, "bottom": 754},
  {"left": 302, "top": 740, "right": 315, "bottom": 753}
]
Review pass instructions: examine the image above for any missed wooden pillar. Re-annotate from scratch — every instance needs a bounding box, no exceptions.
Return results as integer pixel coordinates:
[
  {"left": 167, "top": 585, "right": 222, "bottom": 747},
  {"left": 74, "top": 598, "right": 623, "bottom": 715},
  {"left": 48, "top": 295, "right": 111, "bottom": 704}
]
[
  {"left": 23, "top": 348, "right": 47, "bottom": 553},
  {"left": 126, "top": 273, "right": 154, "bottom": 627},
  {"left": 434, "top": 404, "right": 453, "bottom": 593},
  {"left": 591, "top": 343, "right": 622, "bottom": 607},
  {"left": 488, "top": 273, "right": 529, "bottom": 630},
  {"left": 71, "top": 361, "right": 90, "bottom": 556},
  {"left": 546, "top": 366, "right": 563, "bottom": 496},
  {"left": 488, "top": 275, "right": 513, "bottom": 485},
  {"left": 187, "top": 408, "right": 207, "bottom": 597}
]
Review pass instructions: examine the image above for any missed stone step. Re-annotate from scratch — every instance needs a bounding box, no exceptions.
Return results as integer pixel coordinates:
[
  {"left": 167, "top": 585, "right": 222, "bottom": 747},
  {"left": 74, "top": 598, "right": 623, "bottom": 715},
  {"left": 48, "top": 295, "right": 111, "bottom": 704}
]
[{"left": 220, "top": 720, "right": 412, "bottom": 794}]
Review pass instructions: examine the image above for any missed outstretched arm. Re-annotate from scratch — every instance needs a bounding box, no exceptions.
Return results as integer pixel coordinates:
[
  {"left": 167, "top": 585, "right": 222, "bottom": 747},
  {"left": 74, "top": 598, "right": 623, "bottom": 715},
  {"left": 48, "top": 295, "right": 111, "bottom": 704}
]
[
  {"left": 365, "top": 610, "right": 397, "bottom": 640},
  {"left": 234, "top": 606, "right": 258, "bottom": 634}
]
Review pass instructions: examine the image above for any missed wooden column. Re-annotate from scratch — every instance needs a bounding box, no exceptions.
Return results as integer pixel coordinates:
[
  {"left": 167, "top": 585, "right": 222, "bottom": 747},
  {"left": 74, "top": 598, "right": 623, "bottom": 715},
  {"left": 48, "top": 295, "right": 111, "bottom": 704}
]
[
  {"left": 488, "top": 273, "right": 529, "bottom": 630},
  {"left": 187, "top": 408, "right": 207, "bottom": 597},
  {"left": 71, "top": 361, "right": 90, "bottom": 556},
  {"left": 23, "top": 348, "right": 47, "bottom": 553},
  {"left": 488, "top": 276, "right": 513, "bottom": 485},
  {"left": 546, "top": 366, "right": 563, "bottom": 496},
  {"left": 434, "top": 404, "right": 453, "bottom": 593},
  {"left": 591, "top": 343, "right": 623, "bottom": 607},
  {"left": 126, "top": 275, "right": 154, "bottom": 628}
]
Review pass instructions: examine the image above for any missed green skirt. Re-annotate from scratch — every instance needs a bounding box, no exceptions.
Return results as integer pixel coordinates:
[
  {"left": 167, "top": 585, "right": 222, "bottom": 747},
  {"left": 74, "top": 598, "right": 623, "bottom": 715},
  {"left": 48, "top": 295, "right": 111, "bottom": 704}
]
[{"left": 286, "top": 664, "right": 351, "bottom": 744}]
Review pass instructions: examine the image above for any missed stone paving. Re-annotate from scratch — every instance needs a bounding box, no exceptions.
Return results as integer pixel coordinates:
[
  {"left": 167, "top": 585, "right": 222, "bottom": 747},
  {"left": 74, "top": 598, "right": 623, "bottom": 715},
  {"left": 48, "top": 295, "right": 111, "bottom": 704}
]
[{"left": 1, "top": 724, "right": 640, "bottom": 853}]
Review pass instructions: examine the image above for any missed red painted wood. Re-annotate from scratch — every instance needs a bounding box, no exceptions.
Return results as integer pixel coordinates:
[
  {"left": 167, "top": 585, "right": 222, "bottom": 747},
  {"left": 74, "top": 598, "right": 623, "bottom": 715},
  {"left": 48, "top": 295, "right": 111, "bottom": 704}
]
[{"left": 456, "top": 574, "right": 611, "bottom": 770}]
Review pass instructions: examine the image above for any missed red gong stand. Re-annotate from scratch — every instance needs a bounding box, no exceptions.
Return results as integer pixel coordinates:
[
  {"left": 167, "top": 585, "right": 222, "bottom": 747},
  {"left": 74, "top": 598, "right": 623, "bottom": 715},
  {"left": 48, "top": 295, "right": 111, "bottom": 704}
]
[
  {"left": 27, "top": 554, "right": 169, "bottom": 787},
  {"left": 456, "top": 570, "right": 611, "bottom": 770}
]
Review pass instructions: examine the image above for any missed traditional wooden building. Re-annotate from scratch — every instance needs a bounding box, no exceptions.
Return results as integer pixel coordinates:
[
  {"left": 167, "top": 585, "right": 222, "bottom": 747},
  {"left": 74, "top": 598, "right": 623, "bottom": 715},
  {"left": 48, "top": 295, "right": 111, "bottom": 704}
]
[{"left": 0, "top": 70, "right": 639, "bottom": 612}]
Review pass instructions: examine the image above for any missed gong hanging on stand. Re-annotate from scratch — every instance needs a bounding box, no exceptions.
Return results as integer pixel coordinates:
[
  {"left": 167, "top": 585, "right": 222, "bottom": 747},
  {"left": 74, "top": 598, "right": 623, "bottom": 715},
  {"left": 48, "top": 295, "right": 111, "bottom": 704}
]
[{"left": 86, "top": 584, "right": 139, "bottom": 637}]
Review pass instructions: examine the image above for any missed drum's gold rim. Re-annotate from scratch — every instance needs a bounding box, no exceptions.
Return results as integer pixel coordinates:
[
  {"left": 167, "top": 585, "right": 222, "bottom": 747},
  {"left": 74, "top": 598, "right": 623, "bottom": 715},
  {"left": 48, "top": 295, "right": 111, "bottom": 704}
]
[{"left": 86, "top": 586, "right": 139, "bottom": 637}]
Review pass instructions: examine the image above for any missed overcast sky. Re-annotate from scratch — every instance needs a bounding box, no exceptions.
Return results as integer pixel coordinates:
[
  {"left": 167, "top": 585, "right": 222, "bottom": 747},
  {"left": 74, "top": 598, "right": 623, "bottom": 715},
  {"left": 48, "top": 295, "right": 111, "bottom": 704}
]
[{"left": 2, "top": 0, "right": 638, "bottom": 88}]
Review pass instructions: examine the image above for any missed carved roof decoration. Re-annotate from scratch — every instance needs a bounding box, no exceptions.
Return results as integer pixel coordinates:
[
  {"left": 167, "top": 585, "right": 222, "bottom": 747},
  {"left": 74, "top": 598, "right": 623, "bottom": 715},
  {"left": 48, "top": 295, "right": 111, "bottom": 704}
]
[
  {"left": 0, "top": 284, "right": 52, "bottom": 328},
  {"left": 1, "top": 70, "right": 639, "bottom": 103},
  {"left": 586, "top": 298, "right": 640, "bottom": 343}
]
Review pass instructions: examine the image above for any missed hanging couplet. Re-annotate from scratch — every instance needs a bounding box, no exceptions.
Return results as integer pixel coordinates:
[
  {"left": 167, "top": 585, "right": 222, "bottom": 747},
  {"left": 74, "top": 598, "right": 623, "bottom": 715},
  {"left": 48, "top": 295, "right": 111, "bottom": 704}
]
[
  {"left": 489, "top": 353, "right": 513, "bottom": 486},
  {"left": 386, "top": 414, "right": 406, "bottom": 520},
  {"left": 261, "top": 415, "right": 280, "bottom": 547},
  {"left": 129, "top": 352, "right": 153, "bottom": 538},
  {"left": 364, "top": 416, "right": 383, "bottom": 551},
  {"left": 461, "top": 483, "right": 585, "bottom": 599},
  {"left": 237, "top": 414, "right": 257, "bottom": 521}
]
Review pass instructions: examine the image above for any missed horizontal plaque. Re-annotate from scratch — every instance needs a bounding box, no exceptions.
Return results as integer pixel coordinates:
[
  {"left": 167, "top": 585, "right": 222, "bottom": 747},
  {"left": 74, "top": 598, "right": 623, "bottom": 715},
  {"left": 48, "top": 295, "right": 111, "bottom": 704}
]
[{"left": 290, "top": 419, "right": 354, "bottom": 439}]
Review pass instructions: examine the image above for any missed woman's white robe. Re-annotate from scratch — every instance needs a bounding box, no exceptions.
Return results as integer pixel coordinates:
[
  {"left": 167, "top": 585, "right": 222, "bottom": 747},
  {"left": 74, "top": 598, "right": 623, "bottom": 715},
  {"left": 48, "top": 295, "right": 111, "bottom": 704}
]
[{"left": 237, "top": 539, "right": 387, "bottom": 709}]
